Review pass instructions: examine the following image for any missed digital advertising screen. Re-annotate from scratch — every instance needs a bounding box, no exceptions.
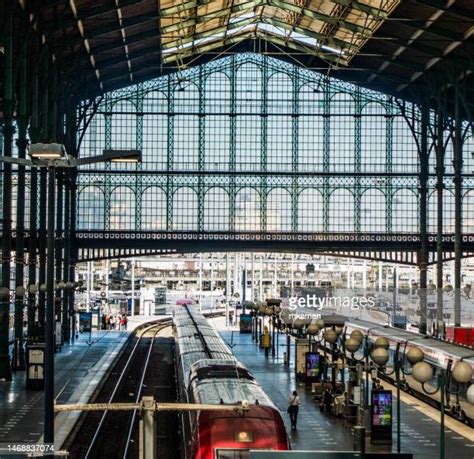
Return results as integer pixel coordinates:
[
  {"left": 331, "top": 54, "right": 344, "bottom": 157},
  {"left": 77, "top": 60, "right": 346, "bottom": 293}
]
[
  {"left": 305, "top": 352, "right": 321, "bottom": 379},
  {"left": 239, "top": 313, "right": 252, "bottom": 333},
  {"left": 371, "top": 390, "right": 393, "bottom": 443}
]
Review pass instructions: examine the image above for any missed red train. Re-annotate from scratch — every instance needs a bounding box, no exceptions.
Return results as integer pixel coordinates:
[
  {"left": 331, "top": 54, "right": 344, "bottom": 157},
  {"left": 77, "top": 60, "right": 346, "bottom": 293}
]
[{"left": 174, "top": 306, "right": 290, "bottom": 459}]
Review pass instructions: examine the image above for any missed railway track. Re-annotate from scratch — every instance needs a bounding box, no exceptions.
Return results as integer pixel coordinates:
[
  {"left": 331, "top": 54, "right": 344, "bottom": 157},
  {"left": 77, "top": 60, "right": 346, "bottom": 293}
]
[{"left": 68, "top": 320, "right": 176, "bottom": 459}]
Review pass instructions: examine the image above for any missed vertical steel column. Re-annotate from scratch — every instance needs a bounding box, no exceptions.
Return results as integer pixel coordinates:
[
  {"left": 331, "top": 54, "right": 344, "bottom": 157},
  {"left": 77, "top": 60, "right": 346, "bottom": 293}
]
[
  {"left": 13, "top": 44, "right": 29, "bottom": 371},
  {"left": 322, "top": 78, "right": 330, "bottom": 232},
  {"left": 435, "top": 107, "right": 445, "bottom": 335},
  {"left": 419, "top": 105, "right": 429, "bottom": 335},
  {"left": 291, "top": 66, "right": 299, "bottom": 232},
  {"left": 103, "top": 102, "right": 112, "bottom": 230},
  {"left": 37, "top": 47, "right": 50, "bottom": 337},
  {"left": 260, "top": 60, "right": 268, "bottom": 232},
  {"left": 27, "top": 34, "right": 40, "bottom": 340},
  {"left": 0, "top": 11, "right": 14, "bottom": 381},
  {"left": 69, "top": 168, "right": 78, "bottom": 342},
  {"left": 165, "top": 78, "right": 174, "bottom": 231},
  {"left": 135, "top": 87, "right": 143, "bottom": 231},
  {"left": 55, "top": 171, "right": 63, "bottom": 321},
  {"left": 38, "top": 169, "right": 47, "bottom": 335},
  {"left": 65, "top": 102, "right": 77, "bottom": 343},
  {"left": 62, "top": 172, "right": 70, "bottom": 342},
  {"left": 197, "top": 68, "right": 205, "bottom": 232},
  {"left": 229, "top": 59, "right": 237, "bottom": 231},
  {"left": 386, "top": 103, "right": 393, "bottom": 233},
  {"left": 354, "top": 88, "right": 362, "bottom": 232},
  {"left": 453, "top": 85, "right": 463, "bottom": 327},
  {"left": 44, "top": 166, "right": 56, "bottom": 444}
]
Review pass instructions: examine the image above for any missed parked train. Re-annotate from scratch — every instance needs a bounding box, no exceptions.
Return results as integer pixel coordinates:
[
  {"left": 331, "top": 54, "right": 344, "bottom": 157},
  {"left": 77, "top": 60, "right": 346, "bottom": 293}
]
[
  {"left": 173, "top": 306, "right": 290, "bottom": 459},
  {"left": 346, "top": 319, "right": 474, "bottom": 426}
]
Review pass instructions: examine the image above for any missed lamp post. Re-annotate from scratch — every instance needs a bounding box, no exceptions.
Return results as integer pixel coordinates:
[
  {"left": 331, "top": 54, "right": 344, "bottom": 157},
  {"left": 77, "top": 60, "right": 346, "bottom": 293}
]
[
  {"left": 0, "top": 145, "right": 141, "bottom": 446},
  {"left": 411, "top": 359, "right": 473, "bottom": 459}
]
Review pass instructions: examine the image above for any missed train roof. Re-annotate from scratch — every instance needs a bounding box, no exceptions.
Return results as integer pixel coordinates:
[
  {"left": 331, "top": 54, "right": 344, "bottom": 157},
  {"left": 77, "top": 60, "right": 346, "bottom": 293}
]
[{"left": 192, "top": 378, "right": 276, "bottom": 410}]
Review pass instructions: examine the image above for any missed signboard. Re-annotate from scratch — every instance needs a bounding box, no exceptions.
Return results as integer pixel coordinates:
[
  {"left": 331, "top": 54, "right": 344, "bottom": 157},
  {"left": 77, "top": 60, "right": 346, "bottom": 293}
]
[
  {"left": 295, "top": 338, "right": 310, "bottom": 379},
  {"left": 79, "top": 312, "right": 92, "bottom": 333},
  {"left": 250, "top": 452, "right": 362, "bottom": 458},
  {"left": 371, "top": 390, "right": 393, "bottom": 444},
  {"left": 55, "top": 321, "right": 62, "bottom": 351},
  {"left": 239, "top": 313, "right": 252, "bottom": 333},
  {"left": 91, "top": 310, "right": 100, "bottom": 330},
  {"left": 305, "top": 352, "right": 321, "bottom": 380}
]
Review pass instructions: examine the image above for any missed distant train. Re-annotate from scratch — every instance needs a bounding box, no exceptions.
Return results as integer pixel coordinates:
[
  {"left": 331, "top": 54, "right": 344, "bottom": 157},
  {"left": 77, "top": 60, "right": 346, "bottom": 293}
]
[
  {"left": 346, "top": 319, "right": 474, "bottom": 426},
  {"left": 174, "top": 306, "right": 290, "bottom": 459}
]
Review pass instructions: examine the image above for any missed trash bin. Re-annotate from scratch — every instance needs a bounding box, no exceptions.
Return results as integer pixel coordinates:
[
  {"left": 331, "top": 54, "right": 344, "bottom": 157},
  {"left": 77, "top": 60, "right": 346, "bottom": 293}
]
[{"left": 353, "top": 425, "right": 366, "bottom": 453}]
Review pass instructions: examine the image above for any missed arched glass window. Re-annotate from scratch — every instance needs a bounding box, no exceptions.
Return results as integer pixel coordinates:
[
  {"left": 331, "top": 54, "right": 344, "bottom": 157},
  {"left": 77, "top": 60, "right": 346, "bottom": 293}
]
[
  {"left": 267, "top": 72, "right": 293, "bottom": 172},
  {"left": 235, "top": 187, "right": 260, "bottom": 231},
  {"left": 205, "top": 73, "right": 231, "bottom": 171},
  {"left": 330, "top": 93, "right": 355, "bottom": 173},
  {"left": 111, "top": 100, "right": 137, "bottom": 150},
  {"left": 428, "top": 190, "right": 455, "bottom": 233},
  {"left": 298, "top": 84, "right": 324, "bottom": 172},
  {"left": 361, "top": 102, "right": 386, "bottom": 173},
  {"left": 80, "top": 113, "right": 105, "bottom": 171},
  {"left": 173, "top": 187, "right": 197, "bottom": 230},
  {"left": 110, "top": 186, "right": 135, "bottom": 230},
  {"left": 463, "top": 190, "right": 474, "bottom": 233},
  {"left": 329, "top": 189, "right": 354, "bottom": 232},
  {"left": 236, "top": 63, "right": 261, "bottom": 114},
  {"left": 143, "top": 91, "right": 168, "bottom": 170},
  {"left": 204, "top": 187, "right": 229, "bottom": 231},
  {"left": 392, "top": 189, "right": 418, "bottom": 232},
  {"left": 360, "top": 188, "right": 386, "bottom": 232},
  {"left": 78, "top": 186, "right": 105, "bottom": 230},
  {"left": 267, "top": 188, "right": 291, "bottom": 231},
  {"left": 174, "top": 82, "right": 199, "bottom": 171},
  {"left": 392, "top": 116, "right": 418, "bottom": 173},
  {"left": 298, "top": 188, "right": 323, "bottom": 232},
  {"left": 142, "top": 186, "right": 167, "bottom": 230}
]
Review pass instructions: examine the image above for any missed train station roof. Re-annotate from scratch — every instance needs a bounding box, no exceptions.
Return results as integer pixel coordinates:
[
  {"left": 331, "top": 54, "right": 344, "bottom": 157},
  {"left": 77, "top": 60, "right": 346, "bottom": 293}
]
[{"left": 1, "top": 0, "right": 473, "bottom": 110}]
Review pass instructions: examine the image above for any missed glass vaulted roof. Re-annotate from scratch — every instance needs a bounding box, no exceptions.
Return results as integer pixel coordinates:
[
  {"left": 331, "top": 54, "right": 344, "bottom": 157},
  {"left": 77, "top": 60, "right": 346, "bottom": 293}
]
[{"left": 159, "top": 0, "right": 400, "bottom": 65}]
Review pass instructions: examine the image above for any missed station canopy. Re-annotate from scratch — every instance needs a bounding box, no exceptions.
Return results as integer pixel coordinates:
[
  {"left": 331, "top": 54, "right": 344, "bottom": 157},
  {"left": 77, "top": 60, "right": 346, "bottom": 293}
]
[{"left": 1, "top": 0, "right": 473, "bottom": 111}]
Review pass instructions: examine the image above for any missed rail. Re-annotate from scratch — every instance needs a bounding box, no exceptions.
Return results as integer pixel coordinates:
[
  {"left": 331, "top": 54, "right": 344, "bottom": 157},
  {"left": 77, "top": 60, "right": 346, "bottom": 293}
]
[{"left": 83, "top": 321, "right": 170, "bottom": 459}]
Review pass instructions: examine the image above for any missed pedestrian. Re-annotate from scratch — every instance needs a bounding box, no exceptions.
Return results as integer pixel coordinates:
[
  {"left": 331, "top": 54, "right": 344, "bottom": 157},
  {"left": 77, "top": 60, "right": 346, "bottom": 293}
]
[
  {"left": 287, "top": 390, "right": 300, "bottom": 431},
  {"left": 110, "top": 315, "right": 115, "bottom": 330},
  {"left": 323, "top": 389, "right": 332, "bottom": 414},
  {"left": 105, "top": 314, "right": 110, "bottom": 330},
  {"left": 121, "top": 314, "right": 128, "bottom": 331},
  {"left": 101, "top": 314, "right": 107, "bottom": 330}
]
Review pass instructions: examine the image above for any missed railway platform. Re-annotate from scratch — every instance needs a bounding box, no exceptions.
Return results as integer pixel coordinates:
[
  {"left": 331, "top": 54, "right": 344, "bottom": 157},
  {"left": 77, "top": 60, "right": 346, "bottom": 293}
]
[
  {"left": 213, "top": 318, "right": 474, "bottom": 459},
  {"left": 0, "top": 315, "right": 160, "bottom": 452}
]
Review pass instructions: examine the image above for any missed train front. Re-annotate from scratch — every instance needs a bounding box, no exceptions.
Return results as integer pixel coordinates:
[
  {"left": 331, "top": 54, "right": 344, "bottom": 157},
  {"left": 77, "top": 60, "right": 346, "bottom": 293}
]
[{"left": 194, "top": 403, "right": 289, "bottom": 459}]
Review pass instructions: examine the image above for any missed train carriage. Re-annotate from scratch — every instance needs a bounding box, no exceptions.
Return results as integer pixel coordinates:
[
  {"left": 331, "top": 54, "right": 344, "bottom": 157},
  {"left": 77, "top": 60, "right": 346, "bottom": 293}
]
[{"left": 173, "top": 306, "right": 290, "bottom": 458}]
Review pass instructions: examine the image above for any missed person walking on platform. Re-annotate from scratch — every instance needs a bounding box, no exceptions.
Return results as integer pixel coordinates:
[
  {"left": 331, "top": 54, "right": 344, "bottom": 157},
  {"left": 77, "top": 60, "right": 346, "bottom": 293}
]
[
  {"left": 262, "top": 326, "right": 271, "bottom": 357},
  {"left": 287, "top": 390, "right": 301, "bottom": 431}
]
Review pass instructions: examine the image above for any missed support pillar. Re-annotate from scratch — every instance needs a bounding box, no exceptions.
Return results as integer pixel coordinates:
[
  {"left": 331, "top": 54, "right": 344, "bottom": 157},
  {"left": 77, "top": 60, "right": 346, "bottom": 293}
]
[
  {"left": 419, "top": 105, "right": 429, "bottom": 335},
  {"left": 453, "top": 86, "right": 463, "bottom": 327},
  {"left": 0, "top": 11, "right": 14, "bottom": 380},
  {"left": 62, "top": 174, "right": 70, "bottom": 342},
  {"left": 44, "top": 166, "right": 56, "bottom": 444},
  {"left": 435, "top": 107, "right": 445, "bottom": 336}
]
